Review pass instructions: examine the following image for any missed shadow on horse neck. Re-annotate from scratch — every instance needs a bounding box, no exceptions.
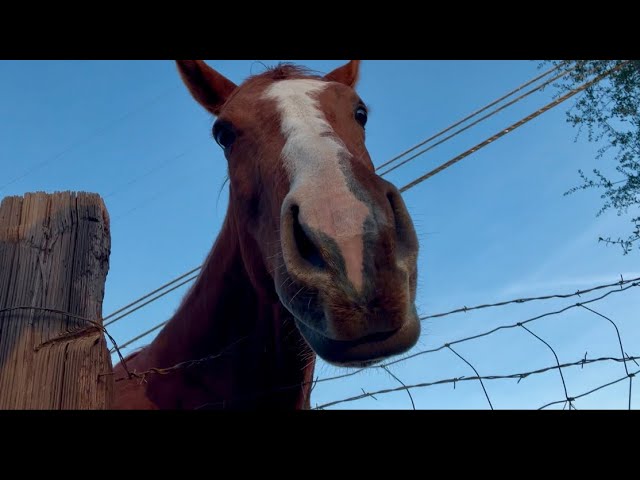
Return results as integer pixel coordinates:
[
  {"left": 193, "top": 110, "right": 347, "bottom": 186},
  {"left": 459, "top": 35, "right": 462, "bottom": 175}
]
[{"left": 113, "top": 60, "right": 420, "bottom": 410}]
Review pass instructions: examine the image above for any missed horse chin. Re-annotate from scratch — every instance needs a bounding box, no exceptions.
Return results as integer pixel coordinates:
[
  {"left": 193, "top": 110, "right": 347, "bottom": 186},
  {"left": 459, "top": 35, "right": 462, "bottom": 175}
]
[
  {"left": 274, "top": 273, "right": 421, "bottom": 367},
  {"left": 291, "top": 309, "right": 420, "bottom": 368}
]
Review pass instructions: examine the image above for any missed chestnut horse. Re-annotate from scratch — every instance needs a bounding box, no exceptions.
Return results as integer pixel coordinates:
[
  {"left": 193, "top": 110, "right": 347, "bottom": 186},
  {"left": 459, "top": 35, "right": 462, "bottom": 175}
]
[{"left": 112, "top": 60, "right": 420, "bottom": 409}]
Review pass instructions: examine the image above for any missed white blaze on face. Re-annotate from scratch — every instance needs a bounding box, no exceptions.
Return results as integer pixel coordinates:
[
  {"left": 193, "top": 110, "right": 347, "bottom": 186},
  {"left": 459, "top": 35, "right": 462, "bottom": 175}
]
[{"left": 264, "top": 79, "right": 370, "bottom": 291}]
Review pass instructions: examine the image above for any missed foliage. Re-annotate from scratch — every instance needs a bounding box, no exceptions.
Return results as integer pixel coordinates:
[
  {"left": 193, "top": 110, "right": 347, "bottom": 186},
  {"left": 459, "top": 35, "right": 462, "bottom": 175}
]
[{"left": 543, "top": 60, "right": 640, "bottom": 254}]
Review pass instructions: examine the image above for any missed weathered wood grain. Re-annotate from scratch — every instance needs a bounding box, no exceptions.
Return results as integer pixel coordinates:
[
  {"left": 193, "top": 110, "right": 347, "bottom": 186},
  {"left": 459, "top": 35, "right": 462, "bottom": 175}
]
[{"left": 0, "top": 191, "right": 113, "bottom": 409}]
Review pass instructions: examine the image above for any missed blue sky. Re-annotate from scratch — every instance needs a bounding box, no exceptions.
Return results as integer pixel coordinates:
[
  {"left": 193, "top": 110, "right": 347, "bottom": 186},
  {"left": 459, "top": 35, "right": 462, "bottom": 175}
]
[{"left": 1, "top": 60, "right": 638, "bottom": 409}]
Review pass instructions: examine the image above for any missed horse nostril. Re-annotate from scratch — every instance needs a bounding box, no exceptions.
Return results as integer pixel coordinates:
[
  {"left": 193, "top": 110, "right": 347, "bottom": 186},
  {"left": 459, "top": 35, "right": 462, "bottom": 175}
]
[
  {"left": 386, "top": 188, "right": 418, "bottom": 256},
  {"left": 291, "top": 205, "right": 326, "bottom": 269}
]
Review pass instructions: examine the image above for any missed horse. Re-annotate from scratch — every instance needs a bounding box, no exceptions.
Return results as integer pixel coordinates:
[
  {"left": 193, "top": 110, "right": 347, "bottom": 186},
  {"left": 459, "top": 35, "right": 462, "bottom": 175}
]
[{"left": 112, "top": 60, "right": 420, "bottom": 409}]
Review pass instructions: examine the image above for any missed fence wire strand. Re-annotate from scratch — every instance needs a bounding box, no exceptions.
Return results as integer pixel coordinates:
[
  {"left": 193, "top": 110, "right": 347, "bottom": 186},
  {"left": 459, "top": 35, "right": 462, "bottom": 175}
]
[
  {"left": 97, "top": 276, "right": 640, "bottom": 409},
  {"left": 374, "top": 61, "right": 568, "bottom": 172},
  {"left": 0, "top": 276, "right": 622, "bottom": 409},
  {"left": 399, "top": 61, "right": 630, "bottom": 193},
  {"left": 313, "top": 356, "right": 639, "bottom": 410},
  {"left": 0, "top": 305, "right": 131, "bottom": 378},
  {"left": 420, "top": 276, "right": 640, "bottom": 321},
  {"left": 519, "top": 324, "right": 572, "bottom": 409},
  {"left": 448, "top": 344, "right": 494, "bottom": 409},
  {"left": 377, "top": 62, "right": 579, "bottom": 177}
]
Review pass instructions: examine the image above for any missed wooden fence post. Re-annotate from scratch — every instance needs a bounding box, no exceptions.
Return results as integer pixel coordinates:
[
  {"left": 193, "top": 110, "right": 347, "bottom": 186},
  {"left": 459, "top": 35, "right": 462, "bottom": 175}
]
[{"left": 0, "top": 191, "right": 113, "bottom": 409}]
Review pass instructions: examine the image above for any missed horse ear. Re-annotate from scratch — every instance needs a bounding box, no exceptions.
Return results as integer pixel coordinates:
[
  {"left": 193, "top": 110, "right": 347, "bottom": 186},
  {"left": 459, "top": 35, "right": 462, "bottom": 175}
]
[
  {"left": 176, "top": 60, "right": 238, "bottom": 115},
  {"left": 324, "top": 60, "right": 361, "bottom": 88}
]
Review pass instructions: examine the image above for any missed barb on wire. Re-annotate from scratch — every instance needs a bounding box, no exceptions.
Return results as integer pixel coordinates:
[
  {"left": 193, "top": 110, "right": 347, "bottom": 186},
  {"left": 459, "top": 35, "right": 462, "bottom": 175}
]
[
  {"left": 0, "top": 305, "right": 131, "bottom": 379},
  {"left": 312, "top": 355, "right": 639, "bottom": 409},
  {"left": 519, "top": 324, "right": 572, "bottom": 409},
  {"left": 362, "top": 388, "right": 378, "bottom": 401},
  {"left": 447, "top": 344, "right": 494, "bottom": 409}
]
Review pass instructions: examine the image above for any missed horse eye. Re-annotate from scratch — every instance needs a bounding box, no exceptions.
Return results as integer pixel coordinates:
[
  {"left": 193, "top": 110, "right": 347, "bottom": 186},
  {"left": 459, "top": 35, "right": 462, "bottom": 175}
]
[
  {"left": 355, "top": 106, "right": 368, "bottom": 128},
  {"left": 213, "top": 122, "right": 236, "bottom": 150}
]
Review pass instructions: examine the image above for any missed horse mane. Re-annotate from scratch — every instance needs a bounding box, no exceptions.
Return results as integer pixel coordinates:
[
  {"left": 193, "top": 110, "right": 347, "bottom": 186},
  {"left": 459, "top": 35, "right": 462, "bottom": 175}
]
[
  {"left": 250, "top": 63, "right": 322, "bottom": 82},
  {"left": 214, "top": 63, "right": 324, "bottom": 117}
]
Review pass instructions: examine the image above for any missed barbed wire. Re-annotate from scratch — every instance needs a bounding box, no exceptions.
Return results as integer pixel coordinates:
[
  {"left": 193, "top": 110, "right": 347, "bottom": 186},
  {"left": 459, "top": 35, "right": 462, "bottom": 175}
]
[
  {"left": 97, "top": 275, "right": 639, "bottom": 409},
  {"left": 307, "top": 280, "right": 638, "bottom": 409},
  {"left": 0, "top": 305, "right": 131, "bottom": 379},
  {"left": 113, "top": 336, "right": 248, "bottom": 384},
  {"left": 312, "top": 356, "right": 640, "bottom": 410},
  {"left": 539, "top": 367, "right": 638, "bottom": 410},
  {"left": 302, "top": 278, "right": 640, "bottom": 390},
  {"left": 0, "top": 305, "right": 249, "bottom": 389},
  {"left": 420, "top": 275, "right": 639, "bottom": 321},
  {"left": 1, "top": 276, "right": 628, "bottom": 409}
]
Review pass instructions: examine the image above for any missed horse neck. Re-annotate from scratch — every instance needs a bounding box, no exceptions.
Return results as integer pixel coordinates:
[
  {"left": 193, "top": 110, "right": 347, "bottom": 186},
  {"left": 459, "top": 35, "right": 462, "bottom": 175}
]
[{"left": 143, "top": 207, "right": 315, "bottom": 409}]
